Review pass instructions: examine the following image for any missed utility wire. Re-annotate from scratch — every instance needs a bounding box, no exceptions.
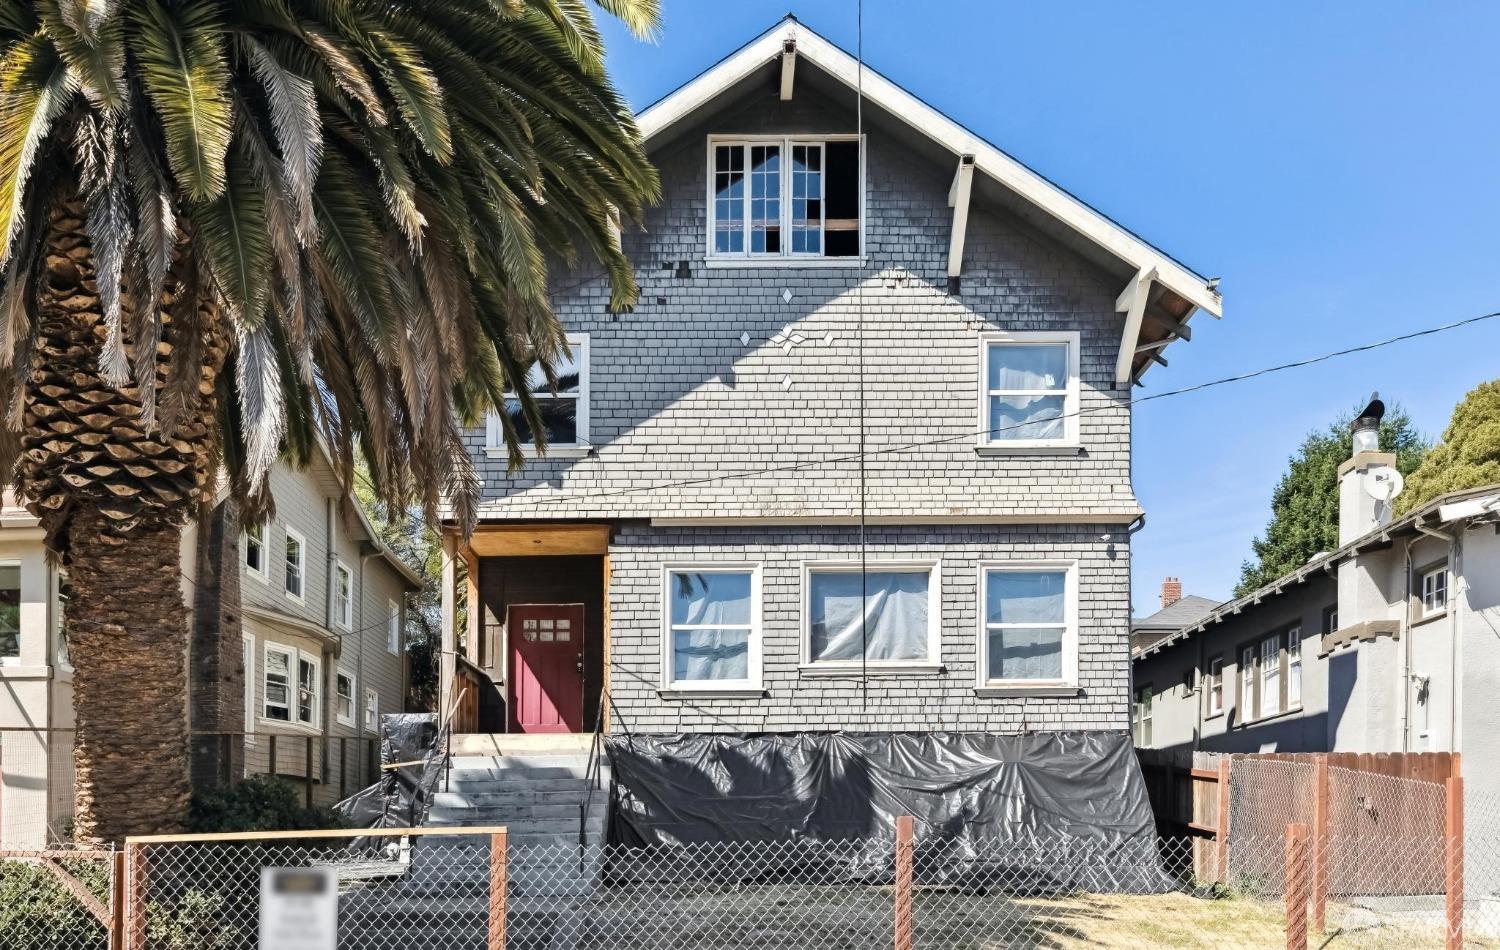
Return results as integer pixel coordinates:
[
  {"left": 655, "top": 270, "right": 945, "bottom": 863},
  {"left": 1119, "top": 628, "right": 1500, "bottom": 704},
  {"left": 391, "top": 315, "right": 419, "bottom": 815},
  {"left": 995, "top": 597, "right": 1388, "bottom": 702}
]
[{"left": 493, "top": 307, "right": 1500, "bottom": 508}]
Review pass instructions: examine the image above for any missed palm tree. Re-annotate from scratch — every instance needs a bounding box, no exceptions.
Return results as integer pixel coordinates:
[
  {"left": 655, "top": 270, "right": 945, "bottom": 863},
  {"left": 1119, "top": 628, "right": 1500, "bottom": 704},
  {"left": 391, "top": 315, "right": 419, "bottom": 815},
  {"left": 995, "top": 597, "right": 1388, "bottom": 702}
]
[{"left": 0, "top": 0, "right": 658, "bottom": 842}]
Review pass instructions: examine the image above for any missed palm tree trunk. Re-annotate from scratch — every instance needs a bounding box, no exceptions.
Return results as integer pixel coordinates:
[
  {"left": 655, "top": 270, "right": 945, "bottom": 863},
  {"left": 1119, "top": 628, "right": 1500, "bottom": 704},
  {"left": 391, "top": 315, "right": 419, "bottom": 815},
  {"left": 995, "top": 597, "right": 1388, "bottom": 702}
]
[
  {"left": 19, "top": 199, "right": 226, "bottom": 843},
  {"left": 65, "top": 507, "right": 192, "bottom": 843}
]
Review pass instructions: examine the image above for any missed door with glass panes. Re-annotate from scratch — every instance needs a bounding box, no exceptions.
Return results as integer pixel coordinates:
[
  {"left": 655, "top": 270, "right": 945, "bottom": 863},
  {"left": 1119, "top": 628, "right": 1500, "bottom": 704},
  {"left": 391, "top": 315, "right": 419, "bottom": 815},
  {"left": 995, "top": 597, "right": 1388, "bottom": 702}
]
[{"left": 507, "top": 604, "right": 585, "bottom": 733}]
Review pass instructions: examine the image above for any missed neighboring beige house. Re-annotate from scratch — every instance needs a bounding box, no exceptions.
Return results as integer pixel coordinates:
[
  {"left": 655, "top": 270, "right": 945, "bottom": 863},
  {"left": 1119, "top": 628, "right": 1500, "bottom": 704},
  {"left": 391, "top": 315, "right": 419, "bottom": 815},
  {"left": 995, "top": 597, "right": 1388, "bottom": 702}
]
[{"left": 0, "top": 451, "right": 421, "bottom": 849}]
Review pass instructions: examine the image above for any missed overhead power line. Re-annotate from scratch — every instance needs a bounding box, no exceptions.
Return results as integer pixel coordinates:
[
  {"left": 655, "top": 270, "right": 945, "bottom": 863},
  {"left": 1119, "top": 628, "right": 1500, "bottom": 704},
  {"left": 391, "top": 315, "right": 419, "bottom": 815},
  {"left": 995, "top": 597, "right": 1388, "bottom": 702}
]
[{"left": 495, "top": 307, "right": 1500, "bottom": 507}]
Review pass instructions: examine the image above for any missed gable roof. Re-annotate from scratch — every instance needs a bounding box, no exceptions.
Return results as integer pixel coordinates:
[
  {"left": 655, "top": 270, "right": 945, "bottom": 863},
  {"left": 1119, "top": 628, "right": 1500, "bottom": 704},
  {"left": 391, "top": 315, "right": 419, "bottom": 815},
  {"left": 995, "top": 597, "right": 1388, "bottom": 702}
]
[
  {"left": 636, "top": 17, "right": 1222, "bottom": 381},
  {"left": 1131, "top": 594, "right": 1221, "bottom": 632}
]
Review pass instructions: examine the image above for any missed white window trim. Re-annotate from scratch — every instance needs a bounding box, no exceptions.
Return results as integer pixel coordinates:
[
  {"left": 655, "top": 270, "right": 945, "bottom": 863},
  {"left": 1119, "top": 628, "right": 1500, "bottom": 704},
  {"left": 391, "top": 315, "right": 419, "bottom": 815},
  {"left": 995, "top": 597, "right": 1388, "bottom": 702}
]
[
  {"left": 974, "top": 561, "right": 1079, "bottom": 691},
  {"left": 658, "top": 563, "right": 763, "bottom": 694},
  {"left": 1207, "top": 656, "right": 1224, "bottom": 717},
  {"left": 243, "top": 521, "right": 269, "bottom": 584},
  {"left": 335, "top": 667, "right": 355, "bottom": 728},
  {"left": 387, "top": 599, "right": 401, "bottom": 655},
  {"left": 334, "top": 560, "right": 353, "bottom": 631},
  {"left": 283, "top": 525, "right": 306, "bottom": 603},
  {"left": 364, "top": 687, "right": 379, "bottom": 732},
  {"left": 0, "top": 557, "right": 20, "bottom": 667},
  {"left": 799, "top": 560, "right": 942, "bottom": 675},
  {"left": 1240, "top": 645, "right": 1256, "bottom": 721},
  {"left": 975, "top": 330, "right": 1081, "bottom": 452},
  {"left": 261, "top": 640, "right": 295, "bottom": 726},
  {"left": 260, "top": 640, "right": 322, "bottom": 733},
  {"left": 1259, "top": 635, "right": 1282, "bottom": 718},
  {"left": 485, "top": 333, "right": 591, "bottom": 458},
  {"left": 1420, "top": 565, "right": 1449, "bottom": 619},
  {"left": 704, "top": 134, "right": 866, "bottom": 265},
  {"left": 1287, "top": 627, "right": 1303, "bottom": 708},
  {"left": 242, "top": 634, "right": 257, "bottom": 744}
]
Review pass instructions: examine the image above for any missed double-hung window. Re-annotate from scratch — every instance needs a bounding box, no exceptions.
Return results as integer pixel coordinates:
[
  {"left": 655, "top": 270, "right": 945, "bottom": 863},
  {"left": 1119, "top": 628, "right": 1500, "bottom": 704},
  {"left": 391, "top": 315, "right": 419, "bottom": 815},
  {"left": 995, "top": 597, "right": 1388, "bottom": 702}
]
[
  {"left": 487, "top": 333, "right": 589, "bottom": 454},
  {"left": 1240, "top": 645, "right": 1256, "bottom": 720},
  {"left": 244, "top": 522, "right": 268, "bottom": 581},
  {"left": 978, "top": 332, "right": 1080, "bottom": 449},
  {"left": 1287, "top": 627, "right": 1303, "bottom": 708},
  {"left": 978, "top": 563, "right": 1076, "bottom": 688},
  {"left": 803, "top": 562, "right": 939, "bottom": 671},
  {"left": 297, "top": 654, "right": 320, "bottom": 727},
  {"left": 708, "top": 137, "right": 862, "bottom": 260},
  {"left": 335, "top": 670, "right": 355, "bottom": 727},
  {"left": 264, "top": 642, "right": 319, "bottom": 727},
  {"left": 1259, "top": 636, "right": 1282, "bottom": 717},
  {"left": 1240, "top": 628, "right": 1303, "bottom": 724},
  {"left": 662, "top": 566, "right": 761, "bottom": 692},
  {"left": 364, "top": 688, "right": 379, "bottom": 732},
  {"left": 264, "top": 644, "right": 293, "bottom": 722},
  {"left": 284, "top": 527, "right": 305, "bottom": 602},
  {"left": 1421, "top": 566, "right": 1449, "bottom": 618},
  {"left": 334, "top": 562, "right": 353, "bottom": 630},
  {"left": 1207, "top": 656, "right": 1224, "bottom": 716},
  {"left": 1133, "top": 686, "right": 1153, "bottom": 746}
]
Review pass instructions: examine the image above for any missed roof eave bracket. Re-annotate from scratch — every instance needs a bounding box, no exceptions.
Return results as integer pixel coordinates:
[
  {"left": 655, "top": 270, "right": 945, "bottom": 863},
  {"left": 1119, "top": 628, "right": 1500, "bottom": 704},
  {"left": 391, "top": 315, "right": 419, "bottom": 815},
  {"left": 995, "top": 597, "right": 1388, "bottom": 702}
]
[
  {"left": 946, "top": 154, "right": 976, "bottom": 293},
  {"left": 1114, "top": 266, "right": 1158, "bottom": 385}
]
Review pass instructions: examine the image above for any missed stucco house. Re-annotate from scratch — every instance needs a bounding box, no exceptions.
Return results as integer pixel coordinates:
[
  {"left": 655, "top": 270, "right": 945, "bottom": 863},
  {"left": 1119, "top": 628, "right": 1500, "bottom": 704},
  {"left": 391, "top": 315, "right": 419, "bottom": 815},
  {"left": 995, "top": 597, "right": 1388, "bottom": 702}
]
[
  {"left": 0, "top": 449, "right": 421, "bottom": 849},
  {"left": 435, "top": 16, "right": 1223, "bottom": 755},
  {"left": 1133, "top": 399, "right": 1500, "bottom": 814}
]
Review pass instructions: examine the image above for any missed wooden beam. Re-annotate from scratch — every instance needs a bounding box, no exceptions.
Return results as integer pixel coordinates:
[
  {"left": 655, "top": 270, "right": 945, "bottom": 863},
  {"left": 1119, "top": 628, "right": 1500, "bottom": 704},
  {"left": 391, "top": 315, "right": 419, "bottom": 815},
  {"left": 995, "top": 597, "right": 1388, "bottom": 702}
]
[
  {"left": 439, "top": 530, "right": 458, "bottom": 726},
  {"left": 779, "top": 38, "right": 796, "bottom": 100},
  {"left": 1115, "top": 265, "right": 1157, "bottom": 384},
  {"left": 467, "top": 523, "right": 611, "bottom": 557},
  {"left": 946, "top": 154, "right": 975, "bottom": 281}
]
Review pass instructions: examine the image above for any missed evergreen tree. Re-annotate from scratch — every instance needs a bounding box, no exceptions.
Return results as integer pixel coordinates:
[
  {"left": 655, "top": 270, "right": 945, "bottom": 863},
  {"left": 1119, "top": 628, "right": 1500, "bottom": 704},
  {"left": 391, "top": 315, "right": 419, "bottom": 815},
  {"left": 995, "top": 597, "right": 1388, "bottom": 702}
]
[
  {"left": 1396, "top": 380, "right": 1500, "bottom": 514},
  {"left": 1236, "top": 405, "right": 1426, "bottom": 596}
]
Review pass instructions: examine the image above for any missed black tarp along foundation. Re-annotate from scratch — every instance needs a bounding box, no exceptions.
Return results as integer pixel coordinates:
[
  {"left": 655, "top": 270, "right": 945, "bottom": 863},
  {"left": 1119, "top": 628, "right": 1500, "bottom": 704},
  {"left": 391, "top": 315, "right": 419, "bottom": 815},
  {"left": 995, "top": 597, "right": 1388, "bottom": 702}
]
[{"left": 603, "top": 730, "right": 1173, "bottom": 893}]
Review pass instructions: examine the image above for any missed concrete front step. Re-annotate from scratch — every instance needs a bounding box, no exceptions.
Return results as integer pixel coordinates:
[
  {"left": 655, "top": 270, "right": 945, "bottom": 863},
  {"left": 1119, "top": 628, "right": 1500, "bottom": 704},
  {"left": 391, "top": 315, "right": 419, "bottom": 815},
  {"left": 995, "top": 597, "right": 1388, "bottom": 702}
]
[
  {"left": 449, "top": 733, "right": 597, "bottom": 757},
  {"left": 450, "top": 752, "right": 595, "bottom": 770}
]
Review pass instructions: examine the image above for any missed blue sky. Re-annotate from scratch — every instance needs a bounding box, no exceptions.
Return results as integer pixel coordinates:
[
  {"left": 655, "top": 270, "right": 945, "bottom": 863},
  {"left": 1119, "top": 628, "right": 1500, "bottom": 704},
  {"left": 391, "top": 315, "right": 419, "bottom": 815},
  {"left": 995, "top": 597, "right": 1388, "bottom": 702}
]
[{"left": 597, "top": 2, "right": 1500, "bottom": 615}]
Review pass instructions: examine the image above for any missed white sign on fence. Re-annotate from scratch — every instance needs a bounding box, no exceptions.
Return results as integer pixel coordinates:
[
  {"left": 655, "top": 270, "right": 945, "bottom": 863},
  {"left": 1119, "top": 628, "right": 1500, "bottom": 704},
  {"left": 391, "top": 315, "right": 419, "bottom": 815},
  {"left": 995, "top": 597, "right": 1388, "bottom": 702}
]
[{"left": 259, "top": 867, "right": 338, "bottom": 950}]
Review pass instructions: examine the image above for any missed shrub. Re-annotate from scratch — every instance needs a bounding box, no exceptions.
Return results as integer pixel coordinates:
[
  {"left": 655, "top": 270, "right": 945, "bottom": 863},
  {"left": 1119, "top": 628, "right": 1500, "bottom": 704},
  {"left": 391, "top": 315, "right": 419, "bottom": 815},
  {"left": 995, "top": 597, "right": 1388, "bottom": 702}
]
[
  {"left": 187, "top": 775, "right": 346, "bottom": 833},
  {"left": 145, "top": 890, "right": 241, "bottom": 950},
  {"left": 0, "top": 859, "right": 109, "bottom": 950}
]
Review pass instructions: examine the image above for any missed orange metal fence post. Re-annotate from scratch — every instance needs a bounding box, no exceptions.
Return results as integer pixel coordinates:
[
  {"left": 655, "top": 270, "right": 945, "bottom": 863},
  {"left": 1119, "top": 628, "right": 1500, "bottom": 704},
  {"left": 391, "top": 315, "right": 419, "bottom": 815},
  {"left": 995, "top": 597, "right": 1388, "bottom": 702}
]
[
  {"left": 894, "top": 816, "right": 914, "bottom": 950},
  {"left": 1311, "top": 755, "right": 1329, "bottom": 932},
  {"left": 1446, "top": 776, "right": 1464, "bottom": 950},
  {"left": 1284, "top": 823, "right": 1309, "bottom": 950},
  {"left": 489, "top": 829, "right": 509, "bottom": 950},
  {"left": 109, "top": 850, "right": 126, "bottom": 950},
  {"left": 1216, "top": 758, "right": 1231, "bottom": 883},
  {"left": 125, "top": 842, "right": 146, "bottom": 950}
]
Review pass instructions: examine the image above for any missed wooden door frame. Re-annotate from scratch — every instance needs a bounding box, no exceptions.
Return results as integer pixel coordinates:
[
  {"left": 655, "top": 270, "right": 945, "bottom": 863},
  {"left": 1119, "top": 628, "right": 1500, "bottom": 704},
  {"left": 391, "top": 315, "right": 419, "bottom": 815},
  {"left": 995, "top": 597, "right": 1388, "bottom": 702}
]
[{"left": 504, "top": 602, "right": 588, "bottom": 734}]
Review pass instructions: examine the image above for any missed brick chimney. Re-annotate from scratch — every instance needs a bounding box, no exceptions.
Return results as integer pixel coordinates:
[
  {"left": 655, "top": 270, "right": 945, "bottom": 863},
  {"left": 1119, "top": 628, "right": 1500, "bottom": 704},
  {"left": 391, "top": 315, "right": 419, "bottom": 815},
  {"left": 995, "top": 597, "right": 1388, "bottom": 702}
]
[{"left": 1160, "top": 577, "right": 1183, "bottom": 610}]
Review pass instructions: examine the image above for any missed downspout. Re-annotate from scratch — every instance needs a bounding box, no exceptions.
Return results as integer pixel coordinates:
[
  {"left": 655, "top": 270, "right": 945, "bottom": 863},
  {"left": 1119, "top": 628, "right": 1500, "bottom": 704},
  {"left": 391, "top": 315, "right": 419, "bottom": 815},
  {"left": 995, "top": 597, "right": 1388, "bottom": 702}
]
[
  {"left": 357, "top": 552, "right": 370, "bottom": 740},
  {"left": 324, "top": 498, "right": 336, "bottom": 754},
  {"left": 1402, "top": 540, "right": 1414, "bottom": 753},
  {"left": 1414, "top": 519, "right": 1459, "bottom": 752}
]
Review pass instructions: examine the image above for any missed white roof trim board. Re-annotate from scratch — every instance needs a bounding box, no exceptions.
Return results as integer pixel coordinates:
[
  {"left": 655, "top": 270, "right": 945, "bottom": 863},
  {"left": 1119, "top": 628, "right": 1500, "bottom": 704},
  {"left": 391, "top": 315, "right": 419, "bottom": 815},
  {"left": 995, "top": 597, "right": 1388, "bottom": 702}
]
[{"left": 637, "top": 17, "right": 1223, "bottom": 318}]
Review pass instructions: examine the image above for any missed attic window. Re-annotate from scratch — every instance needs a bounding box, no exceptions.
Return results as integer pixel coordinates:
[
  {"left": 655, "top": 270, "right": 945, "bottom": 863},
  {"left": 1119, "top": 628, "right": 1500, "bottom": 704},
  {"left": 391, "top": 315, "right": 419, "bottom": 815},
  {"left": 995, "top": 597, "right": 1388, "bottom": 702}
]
[{"left": 709, "top": 137, "right": 861, "bottom": 261}]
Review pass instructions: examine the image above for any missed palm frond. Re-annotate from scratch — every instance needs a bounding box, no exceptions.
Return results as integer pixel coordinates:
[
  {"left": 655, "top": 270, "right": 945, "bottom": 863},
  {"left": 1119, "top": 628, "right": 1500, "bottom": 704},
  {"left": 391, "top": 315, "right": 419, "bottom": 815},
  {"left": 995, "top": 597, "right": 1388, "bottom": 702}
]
[
  {"left": 239, "top": 35, "right": 321, "bottom": 238},
  {"left": 0, "top": 35, "right": 73, "bottom": 265},
  {"left": 193, "top": 142, "right": 271, "bottom": 322},
  {"left": 129, "top": 0, "right": 231, "bottom": 200}
]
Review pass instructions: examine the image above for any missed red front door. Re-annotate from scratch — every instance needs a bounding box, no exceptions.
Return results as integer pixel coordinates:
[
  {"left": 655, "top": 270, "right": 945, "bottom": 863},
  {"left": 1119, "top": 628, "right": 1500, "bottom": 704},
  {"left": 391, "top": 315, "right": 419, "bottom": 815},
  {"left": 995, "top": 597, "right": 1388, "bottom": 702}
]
[{"left": 507, "top": 604, "right": 585, "bottom": 733}]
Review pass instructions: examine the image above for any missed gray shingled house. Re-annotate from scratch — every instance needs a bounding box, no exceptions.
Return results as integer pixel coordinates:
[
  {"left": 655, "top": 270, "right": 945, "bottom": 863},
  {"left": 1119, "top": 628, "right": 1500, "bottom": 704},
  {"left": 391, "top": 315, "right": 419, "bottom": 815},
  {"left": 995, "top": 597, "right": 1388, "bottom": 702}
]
[{"left": 433, "top": 17, "right": 1221, "bottom": 811}]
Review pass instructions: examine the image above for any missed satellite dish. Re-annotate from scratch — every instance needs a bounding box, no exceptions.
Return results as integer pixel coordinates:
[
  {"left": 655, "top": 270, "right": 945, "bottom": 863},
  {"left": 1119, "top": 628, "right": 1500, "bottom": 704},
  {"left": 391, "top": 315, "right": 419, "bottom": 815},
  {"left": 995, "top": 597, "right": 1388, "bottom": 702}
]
[{"left": 1364, "top": 469, "right": 1405, "bottom": 502}]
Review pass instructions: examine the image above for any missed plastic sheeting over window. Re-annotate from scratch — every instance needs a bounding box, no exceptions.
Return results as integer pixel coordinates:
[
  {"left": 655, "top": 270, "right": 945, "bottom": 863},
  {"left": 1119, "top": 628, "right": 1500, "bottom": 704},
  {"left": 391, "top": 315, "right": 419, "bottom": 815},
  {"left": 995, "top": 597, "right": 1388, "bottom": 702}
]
[
  {"left": 808, "top": 569, "right": 930, "bottom": 662},
  {"left": 669, "top": 570, "right": 753, "bottom": 683},
  {"left": 985, "top": 569, "right": 1068, "bottom": 682}
]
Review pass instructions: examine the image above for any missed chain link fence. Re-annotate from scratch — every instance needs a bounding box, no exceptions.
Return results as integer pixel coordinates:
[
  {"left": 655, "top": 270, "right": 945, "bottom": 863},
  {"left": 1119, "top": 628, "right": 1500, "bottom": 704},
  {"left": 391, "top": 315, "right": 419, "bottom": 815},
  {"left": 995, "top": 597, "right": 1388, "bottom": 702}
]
[{"left": 13, "top": 827, "right": 1498, "bottom": 949}]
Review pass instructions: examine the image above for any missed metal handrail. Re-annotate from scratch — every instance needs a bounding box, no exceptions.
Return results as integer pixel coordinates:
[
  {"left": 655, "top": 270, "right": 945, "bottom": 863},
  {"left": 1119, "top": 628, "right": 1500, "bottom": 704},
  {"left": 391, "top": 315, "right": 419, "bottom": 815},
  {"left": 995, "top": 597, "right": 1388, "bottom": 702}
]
[{"left": 578, "top": 686, "right": 629, "bottom": 863}]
